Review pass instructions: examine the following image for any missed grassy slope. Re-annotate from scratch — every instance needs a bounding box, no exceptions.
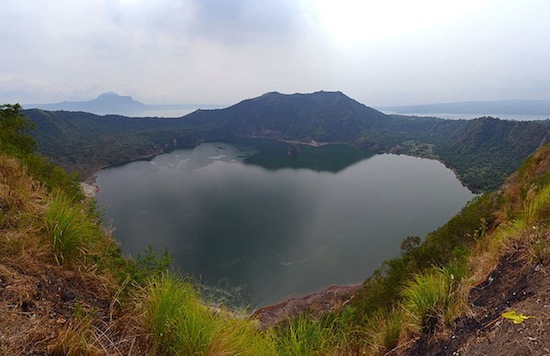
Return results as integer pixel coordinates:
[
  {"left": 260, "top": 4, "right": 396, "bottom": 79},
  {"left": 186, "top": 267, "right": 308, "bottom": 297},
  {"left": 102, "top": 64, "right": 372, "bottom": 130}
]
[
  {"left": 404, "top": 142, "right": 550, "bottom": 354},
  {"left": 342, "top": 142, "right": 550, "bottom": 354}
]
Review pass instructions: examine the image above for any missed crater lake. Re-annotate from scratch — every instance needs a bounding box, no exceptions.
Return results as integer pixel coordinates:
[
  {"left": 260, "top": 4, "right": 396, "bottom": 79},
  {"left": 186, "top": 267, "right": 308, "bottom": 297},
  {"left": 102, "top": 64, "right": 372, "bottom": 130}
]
[{"left": 95, "top": 139, "right": 475, "bottom": 308}]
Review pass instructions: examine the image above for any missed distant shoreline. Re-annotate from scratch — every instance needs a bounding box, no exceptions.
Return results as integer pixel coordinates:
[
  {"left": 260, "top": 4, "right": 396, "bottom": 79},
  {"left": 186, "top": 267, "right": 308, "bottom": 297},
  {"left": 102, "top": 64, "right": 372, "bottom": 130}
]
[
  {"left": 79, "top": 137, "right": 330, "bottom": 197},
  {"left": 79, "top": 136, "right": 475, "bottom": 198}
]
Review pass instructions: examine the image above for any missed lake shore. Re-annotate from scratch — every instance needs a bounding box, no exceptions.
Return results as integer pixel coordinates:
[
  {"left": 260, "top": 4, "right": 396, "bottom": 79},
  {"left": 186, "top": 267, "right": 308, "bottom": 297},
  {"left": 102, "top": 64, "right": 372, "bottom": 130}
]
[
  {"left": 252, "top": 283, "right": 363, "bottom": 329},
  {"left": 80, "top": 181, "right": 100, "bottom": 197}
]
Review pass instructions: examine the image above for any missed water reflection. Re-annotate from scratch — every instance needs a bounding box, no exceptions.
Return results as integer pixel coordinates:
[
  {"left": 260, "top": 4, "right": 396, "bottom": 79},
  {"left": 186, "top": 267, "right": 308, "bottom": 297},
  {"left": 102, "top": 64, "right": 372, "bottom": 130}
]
[{"left": 96, "top": 140, "right": 474, "bottom": 308}]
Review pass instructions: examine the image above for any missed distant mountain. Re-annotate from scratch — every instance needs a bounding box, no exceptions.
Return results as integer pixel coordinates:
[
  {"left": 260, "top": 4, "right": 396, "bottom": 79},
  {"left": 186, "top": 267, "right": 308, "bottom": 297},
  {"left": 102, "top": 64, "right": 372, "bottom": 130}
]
[
  {"left": 25, "top": 92, "right": 147, "bottom": 115},
  {"left": 25, "top": 92, "right": 225, "bottom": 116},
  {"left": 380, "top": 99, "right": 550, "bottom": 116}
]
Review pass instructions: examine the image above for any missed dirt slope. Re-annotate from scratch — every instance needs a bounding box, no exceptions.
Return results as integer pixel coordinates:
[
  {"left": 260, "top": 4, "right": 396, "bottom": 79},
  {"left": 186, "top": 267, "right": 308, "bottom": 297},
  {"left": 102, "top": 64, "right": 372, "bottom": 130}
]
[{"left": 406, "top": 238, "right": 550, "bottom": 355}]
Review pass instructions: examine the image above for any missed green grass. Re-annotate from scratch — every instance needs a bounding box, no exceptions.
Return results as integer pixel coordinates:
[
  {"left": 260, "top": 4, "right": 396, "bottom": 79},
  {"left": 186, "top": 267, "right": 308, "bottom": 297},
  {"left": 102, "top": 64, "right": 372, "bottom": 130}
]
[
  {"left": 43, "top": 193, "right": 100, "bottom": 265},
  {"left": 273, "top": 315, "right": 339, "bottom": 356},
  {"left": 142, "top": 273, "right": 206, "bottom": 355},
  {"left": 402, "top": 264, "right": 466, "bottom": 335},
  {"left": 526, "top": 183, "right": 550, "bottom": 225},
  {"left": 402, "top": 271, "right": 447, "bottom": 334},
  {"left": 367, "top": 309, "right": 404, "bottom": 355},
  {"left": 141, "top": 272, "right": 276, "bottom": 355}
]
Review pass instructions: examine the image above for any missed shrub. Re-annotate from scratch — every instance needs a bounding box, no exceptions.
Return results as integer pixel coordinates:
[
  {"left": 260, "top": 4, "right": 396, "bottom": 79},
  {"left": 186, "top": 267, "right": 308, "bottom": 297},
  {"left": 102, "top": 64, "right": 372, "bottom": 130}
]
[
  {"left": 402, "top": 264, "right": 465, "bottom": 334},
  {"left": 274, "top": 315, "right": 339, "bottom": 356}
]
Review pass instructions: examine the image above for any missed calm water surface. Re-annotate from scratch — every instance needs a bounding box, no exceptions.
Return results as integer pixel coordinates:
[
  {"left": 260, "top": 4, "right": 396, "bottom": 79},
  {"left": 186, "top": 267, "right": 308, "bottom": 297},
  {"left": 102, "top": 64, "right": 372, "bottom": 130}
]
[{"left": 95, "top": 140, "right": 474, "bottom": 308}]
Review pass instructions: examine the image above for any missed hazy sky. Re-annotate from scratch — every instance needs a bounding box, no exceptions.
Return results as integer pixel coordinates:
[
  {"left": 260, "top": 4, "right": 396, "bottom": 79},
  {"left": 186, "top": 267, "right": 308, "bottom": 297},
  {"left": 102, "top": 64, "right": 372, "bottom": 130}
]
[{"left": 1, "top": 0, "right": 549, "bottom": 106}]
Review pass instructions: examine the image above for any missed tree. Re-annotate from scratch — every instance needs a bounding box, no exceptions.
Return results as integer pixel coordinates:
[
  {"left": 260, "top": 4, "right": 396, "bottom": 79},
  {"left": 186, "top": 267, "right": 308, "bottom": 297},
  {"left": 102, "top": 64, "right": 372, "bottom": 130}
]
[
  {"left": 0, "top": 104, "right": 37, "bottom": 154},
  {"left": 400, "top": 235, "right": 421, "bottom": 255}
]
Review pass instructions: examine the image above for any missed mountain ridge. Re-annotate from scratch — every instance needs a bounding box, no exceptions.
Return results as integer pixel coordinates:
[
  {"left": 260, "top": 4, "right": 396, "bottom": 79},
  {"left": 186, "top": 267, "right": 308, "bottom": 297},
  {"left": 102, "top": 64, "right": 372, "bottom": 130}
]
[
  {"left": 21, "top": 90, "right": 550, "bottom": 192},
  {"left": 25, "top": 92, "right": 148, "bottom": 115},
  {"left": 183, "top": 90, "right": 387, "bottom": 142},
  {"left": 24, "top": 92, "right": 223, "bottom": 116}
]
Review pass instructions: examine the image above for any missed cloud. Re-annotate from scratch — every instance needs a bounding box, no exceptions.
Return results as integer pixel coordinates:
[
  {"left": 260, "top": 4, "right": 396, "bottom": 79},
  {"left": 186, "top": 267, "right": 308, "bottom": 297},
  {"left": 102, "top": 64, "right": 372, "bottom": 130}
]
[
  {"left": 1, "top": 0, "right": 550, "bottom": 105},
  {"left": 189, "top": 0, "right": 304, "bottom": 44}
]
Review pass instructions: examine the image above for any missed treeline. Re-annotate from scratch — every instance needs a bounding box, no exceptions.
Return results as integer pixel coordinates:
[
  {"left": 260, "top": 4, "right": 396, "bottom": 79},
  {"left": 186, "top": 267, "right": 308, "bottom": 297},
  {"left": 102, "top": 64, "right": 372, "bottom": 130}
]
[
  {"left": 0, "top": 104, "right": 81, "bottom": 197},
  {"left": 23, "top": 109, "right": 202, "bottom": 180}
]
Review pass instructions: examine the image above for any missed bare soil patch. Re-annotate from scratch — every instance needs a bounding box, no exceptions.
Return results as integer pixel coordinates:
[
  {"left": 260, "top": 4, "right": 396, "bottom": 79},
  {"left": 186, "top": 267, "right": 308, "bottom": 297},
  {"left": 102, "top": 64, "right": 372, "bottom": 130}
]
[{"left": 0, "top": 254, "right": 133, "bottom": 354}]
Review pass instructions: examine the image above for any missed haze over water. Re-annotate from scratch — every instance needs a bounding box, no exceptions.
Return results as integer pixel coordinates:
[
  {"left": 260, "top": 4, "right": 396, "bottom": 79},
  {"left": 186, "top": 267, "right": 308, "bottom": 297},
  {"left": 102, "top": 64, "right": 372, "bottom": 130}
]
[{"left": 95, "top": 140, "right": 475, "bottom": 308}]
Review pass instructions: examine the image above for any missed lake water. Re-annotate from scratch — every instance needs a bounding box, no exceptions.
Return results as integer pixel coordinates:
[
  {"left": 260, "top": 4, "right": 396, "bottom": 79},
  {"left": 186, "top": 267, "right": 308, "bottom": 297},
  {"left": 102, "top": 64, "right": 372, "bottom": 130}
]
[{"left": 95, "top": 139, "right": 475, "bottom": 308}]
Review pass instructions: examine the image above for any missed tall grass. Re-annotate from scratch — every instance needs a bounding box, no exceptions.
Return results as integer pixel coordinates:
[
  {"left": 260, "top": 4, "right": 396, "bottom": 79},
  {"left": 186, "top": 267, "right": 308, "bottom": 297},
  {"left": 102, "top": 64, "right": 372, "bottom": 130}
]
[
  {"left": 47, "top": 319, "right": 101, "bottom": 356},
  {"left": 526, "top": 183, "right": 550, "bottom": 225},
  {"left": 365, "top": 308, "right": 404, "bottom": 355},
  {"left": 274, "top": 315, "right": 339, "bottom": 356},
  {"left": 142, "top": 273, "right": 205, "bottom": 354},
  {"left": 140, "top": 272, "right": 276, "bottom": 355},
  {"left": 402, "top": 263, "right": 466, "bottom": 335},
  {"left": 43, "top": 193, "right": 99, "bottom": 265}
]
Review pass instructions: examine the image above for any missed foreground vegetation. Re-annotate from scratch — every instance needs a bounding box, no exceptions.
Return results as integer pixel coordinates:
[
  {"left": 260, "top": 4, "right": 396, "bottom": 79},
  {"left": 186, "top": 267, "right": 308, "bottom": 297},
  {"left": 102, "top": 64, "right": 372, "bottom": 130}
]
[{"left": 3, "top": 102, "right": 550, "bottom": 354}]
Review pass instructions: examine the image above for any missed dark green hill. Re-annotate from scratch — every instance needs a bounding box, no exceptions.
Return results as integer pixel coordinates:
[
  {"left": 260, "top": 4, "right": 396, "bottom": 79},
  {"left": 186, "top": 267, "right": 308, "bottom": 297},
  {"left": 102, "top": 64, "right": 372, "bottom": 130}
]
[
  {"left": 23, "top": 110, "right": 200, "bottom": 179},
  {"left": 184, "top": 91, "right": 387, "bottom": 142},
  {"left": 21, "top": 91, "right": 550, "bottom": 192}
]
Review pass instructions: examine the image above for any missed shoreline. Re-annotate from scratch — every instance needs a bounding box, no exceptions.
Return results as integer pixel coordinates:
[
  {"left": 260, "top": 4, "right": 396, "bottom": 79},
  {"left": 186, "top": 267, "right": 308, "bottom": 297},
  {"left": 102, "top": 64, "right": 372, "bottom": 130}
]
[
  {"left": 251, "top": 283, "right": 363, "bottom": 329},
  {"left": 79, "top": 148, "right": 168, "bottom": 198},
  {"left": 77, "top": 138, "right": 329, "bottom": 198},
  {"left": 80, "top": 181, "right": 100, "bottom": 197}
]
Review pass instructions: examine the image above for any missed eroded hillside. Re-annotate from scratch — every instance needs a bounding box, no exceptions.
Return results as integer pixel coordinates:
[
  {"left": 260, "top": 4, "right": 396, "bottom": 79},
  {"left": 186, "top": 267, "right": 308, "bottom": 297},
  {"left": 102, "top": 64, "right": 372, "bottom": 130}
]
[{"left": 406, "top": 142, "right": 550, "bottom": 355}]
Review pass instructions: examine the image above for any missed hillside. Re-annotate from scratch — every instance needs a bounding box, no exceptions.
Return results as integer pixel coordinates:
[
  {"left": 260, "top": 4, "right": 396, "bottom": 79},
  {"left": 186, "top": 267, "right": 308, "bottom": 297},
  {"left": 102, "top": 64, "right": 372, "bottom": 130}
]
[
  {"left": 23, "top": 91, "right": 550, "bottom": 192},
  {"left": 183, "top": 91, "right": 387, "bottom": 141},
  {"left": 404, "top": 141, "right": 550, "bottom": 355},
  {"left": 4, "top": 100, "right": 550, "bottom": 353},
  {"left": 22, "top": 110, "right": 200, "bottom": 180}
]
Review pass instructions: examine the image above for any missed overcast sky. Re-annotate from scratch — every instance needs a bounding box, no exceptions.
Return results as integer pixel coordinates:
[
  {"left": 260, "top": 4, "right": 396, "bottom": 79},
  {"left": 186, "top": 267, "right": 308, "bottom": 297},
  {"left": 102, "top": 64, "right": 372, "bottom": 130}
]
[{"left": 1, "top": 0, "right": 549, "bottom": 106}]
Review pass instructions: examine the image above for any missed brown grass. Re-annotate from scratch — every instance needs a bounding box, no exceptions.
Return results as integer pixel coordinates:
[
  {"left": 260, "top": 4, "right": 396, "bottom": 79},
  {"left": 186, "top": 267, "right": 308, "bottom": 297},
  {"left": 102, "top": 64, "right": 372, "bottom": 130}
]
[{"left": 0, "top": 154, "right": 137, "bottom": 355}]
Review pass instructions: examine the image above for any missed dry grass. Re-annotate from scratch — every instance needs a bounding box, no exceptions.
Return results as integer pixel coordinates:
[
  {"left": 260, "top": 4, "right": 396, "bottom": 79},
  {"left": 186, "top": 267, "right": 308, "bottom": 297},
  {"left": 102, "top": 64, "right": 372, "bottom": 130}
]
[
  {"left": 47, "top": 319, "right": 102, "bottom": 356},
  {"left": 0, "top": 154, "right": 130, "bottom": 355},
  {"left": 365, "top": 308, "right": 405, "bottom": 355}
]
